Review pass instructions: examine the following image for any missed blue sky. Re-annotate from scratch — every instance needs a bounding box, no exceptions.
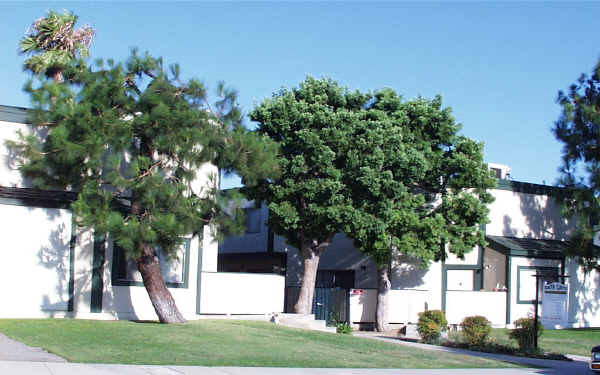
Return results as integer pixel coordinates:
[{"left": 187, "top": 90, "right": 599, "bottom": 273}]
[{"left": 1, "top": 2, "right": 599, "bottom": 188}]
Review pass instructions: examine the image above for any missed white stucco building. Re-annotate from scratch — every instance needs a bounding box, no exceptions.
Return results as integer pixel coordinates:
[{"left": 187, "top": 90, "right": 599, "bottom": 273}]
[
  {"left": 0, "top": 105, "right": 284, "bottom": 320},
  {"left": 219, "top": 167, "right": 600, "bottom": 328}
]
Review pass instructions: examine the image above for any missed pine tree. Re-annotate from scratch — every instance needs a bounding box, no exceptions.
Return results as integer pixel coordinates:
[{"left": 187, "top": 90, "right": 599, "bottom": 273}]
[
  {"left": 12, "top": 49, "right": 278, "bottom": 323},
  {"left": 553, "top": 58, "right": 600, "bottom": 273}
]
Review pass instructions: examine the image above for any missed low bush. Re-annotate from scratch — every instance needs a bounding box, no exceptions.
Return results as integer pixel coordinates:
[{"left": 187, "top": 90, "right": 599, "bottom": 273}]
[
  {"left": 509, "top": 317, "right": 544, "bottom": 351},
  {"left": 336, "top": 322, "right": 353, "bottom": 334},
  {"left": 417, "top": 310, "right": 448, "bottom": 343},
  {"left": 461, "top": 315, "right": 491, "bottom": 346}
]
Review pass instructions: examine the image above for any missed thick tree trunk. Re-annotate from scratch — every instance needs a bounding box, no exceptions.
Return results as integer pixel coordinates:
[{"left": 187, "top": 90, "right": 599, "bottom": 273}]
[
  {"left": 375, "top": 264, "right": 391, "bottom": 332},
  {"left": 137, "top": 242, "right": 186, "bottom": 323},
  {"left": 294, "top": 250, "right": 321, "bottom": 314},
  {"left": 294, "top": 234, "right": 335, "bottom": 314}
]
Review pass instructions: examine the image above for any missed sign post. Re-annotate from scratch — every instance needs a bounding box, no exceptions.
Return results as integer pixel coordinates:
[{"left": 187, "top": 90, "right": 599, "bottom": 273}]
[{"left": 541, "top": 281, "right": 569, "bottom": 328}]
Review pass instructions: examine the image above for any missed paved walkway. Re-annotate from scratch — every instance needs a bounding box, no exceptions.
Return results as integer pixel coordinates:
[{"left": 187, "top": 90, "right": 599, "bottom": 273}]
[
  {"left": 0, "top": 333, "right": 65, "bottom": 362},
  {"left": 0, "top": 332, "right": 594, "bottom": 374},
  {"left": 353, "top": 332, "right": 593, "bottom": 375},
  {"left": 0, "top": 362, "right": 572, "bottom": 375}
]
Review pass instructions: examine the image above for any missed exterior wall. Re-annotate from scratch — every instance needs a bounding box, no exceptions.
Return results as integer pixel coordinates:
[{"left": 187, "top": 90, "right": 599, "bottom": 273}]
[
  {"left": 445, "top": 291, "right": 507, "bottom": 326},
  {"left": 199, "top": 272, "right": 284, "bottom": 314},
  {"left": 0, "top": 106, "right": 282, "bottom": 321},
  {"left": 0, "top": 116, "right": 38, "bottom": 188},
  {"left": 0, "top": 204, "right": 73, "bottom": 317},
  {"left": 566, "top": 259, "right": 600, "bottom": 327},
  {"left": 445, "top": 247, "right": 480, "bottom": 265},
  {"left": 508, "top": 256, "right": 562, "bottom": 325},
  {"left": 219, "top": 203, "right": 270, "bottom": 254},
  {"left": 284, "top": 233, "right": 379, "bottom": 288},
  {"left": 98, "top": 235, "right": 203, "bottom": 321},
  {"left": 349, "top": 288, "right": 439, "bottom": 325},
  {"left": 483, "top": 247, "right": 507, "bottom": 291},
  {"left": 487, "top": 187, "right": 573, "bottom": 240}
]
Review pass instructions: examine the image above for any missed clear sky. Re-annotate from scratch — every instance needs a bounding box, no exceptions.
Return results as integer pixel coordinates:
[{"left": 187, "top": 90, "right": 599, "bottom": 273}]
[{"left": 1, "top": 2, "right": 599, "bottom": 189}]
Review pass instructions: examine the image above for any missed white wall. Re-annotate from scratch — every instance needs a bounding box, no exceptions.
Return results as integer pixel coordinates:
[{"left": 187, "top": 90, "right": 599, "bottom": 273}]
[
  {"left": 509, "top": 256, "right": 561, "bottom": 324},
  {"left": 487, "top": 189, "right": 574, "bottom": 240},
  {"left": 445, "top": 291, "right": 507, "bottom": 326},
  {"left": 566, "top": 259, "right": 600, "bottom": 327},
  {"left": 349, "top": 288, "right": 439, "bottom": 324},
  {"left": 199, "top": 272, "right": 284, "bottom": 314},
  {"left": 0, "top": 204, "right": 72, "bottom": 317},
  {"left": 98, "top": 235, "right": 202, "bottom": 321},
  {"left": 0, "top": 119, "right": 41, "bottom": 188}
]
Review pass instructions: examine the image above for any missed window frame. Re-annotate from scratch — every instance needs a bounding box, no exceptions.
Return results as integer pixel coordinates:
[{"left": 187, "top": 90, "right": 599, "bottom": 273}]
[
  {"left": 516, "top": 265, "right": 559, "bottom": 304},
  {"left": 111, "top": 238, "right": 191, "bottom": 289}
]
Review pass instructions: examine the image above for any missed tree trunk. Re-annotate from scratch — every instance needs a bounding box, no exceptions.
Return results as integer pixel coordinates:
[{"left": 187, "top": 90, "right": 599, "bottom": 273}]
[
  {"left": 51, "top": 69, "right": 64, "bottom": 83},
  {"left": 375, "top": 264, "right": 391, "bottom": 332},
  {"left": 294, "top": 250, "right": 321, "bottom": 314},
  {"left": 137, "top": 242, "right": 186, "bottom": 323},
  {"left": 294, "top": 234, "right": 335, "bottom": 314}
]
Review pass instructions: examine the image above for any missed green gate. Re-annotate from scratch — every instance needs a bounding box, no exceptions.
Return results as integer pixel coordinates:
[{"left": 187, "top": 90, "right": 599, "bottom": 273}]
[{"left": 285, "top": 287, "right": 349, "bottom": 325}]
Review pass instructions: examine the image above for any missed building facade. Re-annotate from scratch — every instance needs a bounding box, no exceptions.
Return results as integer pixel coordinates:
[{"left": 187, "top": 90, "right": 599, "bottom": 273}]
[{"left": 220, "top": 169, "right": 600, "bottom": 328}]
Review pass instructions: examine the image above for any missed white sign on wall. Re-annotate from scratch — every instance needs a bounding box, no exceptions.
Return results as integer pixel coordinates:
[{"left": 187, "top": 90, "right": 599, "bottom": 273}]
[{"left": 542, "top": 281, "right": 568, "bottom": 328}]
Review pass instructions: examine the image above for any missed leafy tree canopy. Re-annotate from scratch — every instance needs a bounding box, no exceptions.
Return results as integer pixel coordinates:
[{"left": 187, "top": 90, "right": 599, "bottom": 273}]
[
  {"left": 554, "top": 58, "right": 600, "bottom": 273},
  {"left": 344, "top": 88, "right": 496, "bottom": 267},
  {"left": 247, "top": 76, "right": 371, "bottom": 250}
]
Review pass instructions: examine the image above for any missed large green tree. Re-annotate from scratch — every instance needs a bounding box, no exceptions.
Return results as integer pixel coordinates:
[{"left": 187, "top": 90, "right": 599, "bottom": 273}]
[
  {"left": 19, "top": 10, "right": 95, "bottom": 82},
  {"left": 553, "top": 58, "right": 600, "bottom": 273},
  {"left": 12, "top": 48, "right": 278, "bottom": 322},
  {"left": 343, "top": 89, "right": 495, "bottom": 331},
  {"left": 247, "top": 77, "right": 371, "bottom": 313}
]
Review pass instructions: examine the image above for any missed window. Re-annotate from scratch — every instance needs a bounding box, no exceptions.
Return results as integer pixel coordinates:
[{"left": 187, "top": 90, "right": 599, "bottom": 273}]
[
  {"left": 490, "top": 168, "right": 502, "bottom": 179},
  {"left": 111, "top": 239, "right": 191, "bottom": 288},
  {"left": 244, "top": 207, "right": 261, "bottom": 233},
  {"left": 517, "top": 266, "right": 559, "bottom": 304}
]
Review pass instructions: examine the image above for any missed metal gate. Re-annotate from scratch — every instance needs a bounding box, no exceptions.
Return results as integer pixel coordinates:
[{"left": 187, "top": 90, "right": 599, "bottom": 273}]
[{"left": 285, "top": 287, "right": 349, "bottom": 324}]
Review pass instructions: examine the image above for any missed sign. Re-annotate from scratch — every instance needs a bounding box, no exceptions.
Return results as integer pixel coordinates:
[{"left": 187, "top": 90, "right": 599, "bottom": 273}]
[{"left": 542, "top": 281, "right": 568, "bottom": 328}]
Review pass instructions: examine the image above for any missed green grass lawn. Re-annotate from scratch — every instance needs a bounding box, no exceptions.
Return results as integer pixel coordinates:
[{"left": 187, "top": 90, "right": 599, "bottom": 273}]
[
  {"left": 489, "top": 328, "right": 599, "bottom": 357},
  {"left": 0, "top": 319, "right": 520, "bottom": 368}
]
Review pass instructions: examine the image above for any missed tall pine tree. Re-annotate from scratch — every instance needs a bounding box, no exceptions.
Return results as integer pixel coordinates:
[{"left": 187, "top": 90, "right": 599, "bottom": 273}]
[
  {"left": 553, "top": 58, "right": 600, "bottom": 273},
  {"left": 14, "top": 36, "right": 278, "bottom": 321}
]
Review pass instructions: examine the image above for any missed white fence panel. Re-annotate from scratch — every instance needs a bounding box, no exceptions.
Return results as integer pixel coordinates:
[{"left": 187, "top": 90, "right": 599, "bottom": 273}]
[
  {"left": 199, "top": 272, "right": 284, "bottom": 314},
  {"left": 445, "top": 291, "right": 506, "bottom": 326},
  {"left": 349, "top": 289, "right": 431, "bottom": 324}
]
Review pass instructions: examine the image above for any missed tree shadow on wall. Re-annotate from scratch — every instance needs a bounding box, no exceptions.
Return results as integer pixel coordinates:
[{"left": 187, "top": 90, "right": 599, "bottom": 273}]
[
  {"left": 502, "top": 193, "right": 573, "bottom": 239},
  {"left": 3, "top": 126, "right": 48, "bottom": 188},
  {"left": 37, "top": 220, "right": 76, "bottom": 316}
]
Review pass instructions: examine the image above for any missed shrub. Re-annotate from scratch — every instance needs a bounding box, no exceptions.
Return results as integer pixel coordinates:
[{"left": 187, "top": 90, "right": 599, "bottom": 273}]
[
  {"left": 417, "top": 310, "right": 448, "bottom": 343},
  {"left": 460, "top": 315, "right": 491, "bottom": 346},
  {"left": 336, "top": 322, "right": 353, "bottom": 334},
  {"left": 509, "top": 317, "right": 544, "bottom": 351}
]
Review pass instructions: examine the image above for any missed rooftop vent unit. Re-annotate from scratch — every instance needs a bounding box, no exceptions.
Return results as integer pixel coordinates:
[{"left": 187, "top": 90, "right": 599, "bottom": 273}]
[{"left": 488, "top": 163, "right": 512, "bottom": 180}]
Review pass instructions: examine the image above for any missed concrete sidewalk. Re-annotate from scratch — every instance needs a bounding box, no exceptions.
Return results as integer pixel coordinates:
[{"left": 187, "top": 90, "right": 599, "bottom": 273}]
[
  {"left": 353, "top": 333, "right": 593, "bottom": 375},
  {"left": 0, "top": 362, "right": 562, "bottom": 375},
  {"left": 0, "top": 333, "right": 65, "bottom": 362}
]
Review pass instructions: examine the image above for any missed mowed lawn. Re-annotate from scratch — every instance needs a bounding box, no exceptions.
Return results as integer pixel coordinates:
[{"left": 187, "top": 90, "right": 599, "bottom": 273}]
[
  {"left": 489, "top": 328, "right": 600, "bottom": 357},
  {"left": 0, "top": 319, "right": 519, "bottom": 368}
]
